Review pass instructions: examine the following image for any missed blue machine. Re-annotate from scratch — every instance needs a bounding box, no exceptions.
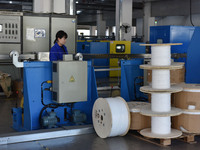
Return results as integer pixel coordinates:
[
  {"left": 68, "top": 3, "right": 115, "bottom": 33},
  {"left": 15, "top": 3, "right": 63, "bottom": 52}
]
[
  {"left": 77, "top": 42, "right": 109, "bottom": 78},
  {"left": 12, "top": 41, "right": 151, "bottom": 131},
  {"left": 13, "top": 61, "right": 98, "bottom": 131},
  {"left": 150, "top": 25, "right": 200, "bottom": 83},
  {"left": 120, "top": 43, "right": 147, "bottom": 101},
  {"left": 150, "top": 26, "right": 195, "bottom": 62},
  {"left": 131, "top": 42, "right": 146, "bottom": 54},
  {"left": 185, "top": 27, "right": 200, "bottom": 83},
  {"left": 121, "top": 59, "right": 147, "bottom": 101}
]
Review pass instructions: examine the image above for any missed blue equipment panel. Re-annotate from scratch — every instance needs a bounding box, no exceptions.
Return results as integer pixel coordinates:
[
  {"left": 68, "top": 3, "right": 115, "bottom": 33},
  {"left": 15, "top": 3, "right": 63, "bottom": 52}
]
[
  {"left": 150, "top": 26, "right": 200, "bottom": 83},
  {"left": 77, "top": 42, "right": 109, "bottom": 78},
  {"left": 77, "top": 42, "right": 90, "bottom": 54},
  {"left": 131, "top": 42, "right": 146, "bottom": 54},
  {"left": 150, "top": 26, "right": 195, "bottom": 54},
  {"left": 21, "top": 61, "right": 98, "bottom": 131},
  {"left": 121, "top": 59, "right": 146, "bottom": 101},
  {"left": 186, "top": 27, "right": 200, "bottom": 83}
]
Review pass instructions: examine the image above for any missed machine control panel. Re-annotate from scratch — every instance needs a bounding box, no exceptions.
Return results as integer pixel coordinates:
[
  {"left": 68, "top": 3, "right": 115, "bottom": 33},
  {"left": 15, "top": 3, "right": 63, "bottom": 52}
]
[{"left": 0, "top": 15, "right": 21, "bottom": 43}]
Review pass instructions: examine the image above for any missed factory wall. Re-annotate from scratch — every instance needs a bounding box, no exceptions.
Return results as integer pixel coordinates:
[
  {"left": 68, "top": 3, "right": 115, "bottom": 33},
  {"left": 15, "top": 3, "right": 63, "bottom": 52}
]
[{"left": 155, "top": 14, "right": 200, "bottom": 26}]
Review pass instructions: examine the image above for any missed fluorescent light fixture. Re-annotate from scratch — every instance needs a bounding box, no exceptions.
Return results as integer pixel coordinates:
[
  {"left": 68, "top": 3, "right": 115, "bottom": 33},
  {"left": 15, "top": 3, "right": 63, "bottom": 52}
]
[
  {"left": 9, "top": 1, "right": 12, "bottom": 4},
  {"left": 77, "top": 10, "right": 82, "bottom": 14}
]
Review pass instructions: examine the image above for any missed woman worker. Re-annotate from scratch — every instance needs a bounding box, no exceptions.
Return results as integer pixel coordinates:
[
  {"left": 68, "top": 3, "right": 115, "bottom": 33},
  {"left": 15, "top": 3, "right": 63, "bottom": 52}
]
[{"left": 50, "top": 30, "right": 68, "bottom": 61}]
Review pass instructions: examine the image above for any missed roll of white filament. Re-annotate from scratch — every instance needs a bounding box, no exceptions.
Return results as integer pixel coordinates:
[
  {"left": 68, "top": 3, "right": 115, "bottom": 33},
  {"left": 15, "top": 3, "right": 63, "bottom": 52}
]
[
  {"left": 152, "top": 70, "right": 170, "bottom": 89},
  {"left": 151, "top": 93, "right": 171, "bottom": 112},
  {"left": 151, "top": 46, "right": 171, "bottom": 66},
  {"left": 151, "top": 117, "right": 171, "bottom": 134},
  {"left": 92, "top": 97, "right": 130, "bottom": 138}
]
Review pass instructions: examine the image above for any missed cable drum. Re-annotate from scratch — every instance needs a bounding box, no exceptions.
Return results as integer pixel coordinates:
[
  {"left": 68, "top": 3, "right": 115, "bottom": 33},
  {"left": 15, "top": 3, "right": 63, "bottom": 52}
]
[{"left": 92, "top": 97, "right": 130, "bottom": 138}]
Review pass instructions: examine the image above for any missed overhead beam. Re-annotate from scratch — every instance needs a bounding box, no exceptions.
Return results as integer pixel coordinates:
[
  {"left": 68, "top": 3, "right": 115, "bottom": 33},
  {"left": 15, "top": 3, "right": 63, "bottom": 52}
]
[{"left": 76, "top": 2, "right": 143, "bottom": 12}]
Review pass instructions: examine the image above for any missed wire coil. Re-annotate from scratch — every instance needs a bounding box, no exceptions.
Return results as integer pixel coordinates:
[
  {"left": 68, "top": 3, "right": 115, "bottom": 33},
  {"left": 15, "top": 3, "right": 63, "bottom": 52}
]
[{"left": 92, "top": 97, "right": 130, "bottom": 138}]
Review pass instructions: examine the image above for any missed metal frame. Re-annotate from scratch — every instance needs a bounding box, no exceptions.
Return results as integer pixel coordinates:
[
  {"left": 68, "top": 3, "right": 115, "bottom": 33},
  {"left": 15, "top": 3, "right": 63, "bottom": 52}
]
[{"left": 0, "top": 125, "right": 94, "bottom": 145}]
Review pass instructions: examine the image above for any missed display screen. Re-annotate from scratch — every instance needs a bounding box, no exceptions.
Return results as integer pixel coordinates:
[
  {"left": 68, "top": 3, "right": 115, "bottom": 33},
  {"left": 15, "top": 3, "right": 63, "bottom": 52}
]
[
  {"left": 116, "top": 44, "right": 125, "bottom": 53},
  {"left": 0, "top": 24, "right": 2, "bottom": 33}
]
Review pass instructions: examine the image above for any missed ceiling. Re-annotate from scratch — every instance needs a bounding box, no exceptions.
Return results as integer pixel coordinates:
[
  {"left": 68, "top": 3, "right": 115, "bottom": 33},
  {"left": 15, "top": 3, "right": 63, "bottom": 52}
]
[
  {"left": 0, "top": 0, "right": 165, "bottom": 26},
  {"left": 0, "top": 0, "right": 145, "bottom": 25}
]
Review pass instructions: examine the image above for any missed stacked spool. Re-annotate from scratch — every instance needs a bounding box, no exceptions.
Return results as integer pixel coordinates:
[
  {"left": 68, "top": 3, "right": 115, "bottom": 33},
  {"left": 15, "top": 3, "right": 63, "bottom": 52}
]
[
  {"left": 172, "top": 83, "right": 200, "bottom": 133},
  {"left": 139, "top": 43, "right": 184, "bottom": 139}
]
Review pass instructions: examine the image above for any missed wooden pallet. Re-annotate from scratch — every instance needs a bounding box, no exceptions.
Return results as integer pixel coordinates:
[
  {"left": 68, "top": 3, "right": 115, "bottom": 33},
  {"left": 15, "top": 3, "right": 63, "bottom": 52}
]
[
  {"left": 178, "top": 133, "right": 200, "bottom": 144},
  {"left": 129, "top": 131, "right": 200, "bottom": 146},
  {"left": 129, "top": 130, "right": 172, "bottom": 146}
]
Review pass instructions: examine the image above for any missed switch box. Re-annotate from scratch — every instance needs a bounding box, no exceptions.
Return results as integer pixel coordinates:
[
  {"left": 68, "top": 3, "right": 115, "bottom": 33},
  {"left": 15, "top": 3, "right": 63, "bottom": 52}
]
[{"left": 52, "top": 61, "right": 87, "bottom": 103}]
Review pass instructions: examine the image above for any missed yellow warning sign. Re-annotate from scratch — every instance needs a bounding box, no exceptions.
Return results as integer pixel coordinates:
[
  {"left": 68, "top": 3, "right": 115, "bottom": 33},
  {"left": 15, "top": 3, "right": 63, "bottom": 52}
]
[{"left": 69, "top": 76, "right": 75, "bottom": 82}]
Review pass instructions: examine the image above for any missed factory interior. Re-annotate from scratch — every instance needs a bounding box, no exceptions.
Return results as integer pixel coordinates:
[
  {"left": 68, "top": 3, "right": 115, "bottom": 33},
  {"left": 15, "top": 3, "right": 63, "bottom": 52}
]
[{"left": 1, "top": 0, "right": 200, "bottom": 149}]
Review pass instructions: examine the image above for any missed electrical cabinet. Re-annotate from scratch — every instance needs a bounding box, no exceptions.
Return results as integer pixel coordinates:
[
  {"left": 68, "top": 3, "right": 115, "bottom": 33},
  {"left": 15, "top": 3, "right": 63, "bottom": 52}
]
[{"left": 52, "top": 61, "right": 88, "bottom": 103}]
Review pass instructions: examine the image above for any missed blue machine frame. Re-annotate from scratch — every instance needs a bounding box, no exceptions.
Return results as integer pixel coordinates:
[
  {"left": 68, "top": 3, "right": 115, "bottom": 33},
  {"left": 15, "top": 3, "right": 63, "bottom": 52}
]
[
  {"left": 185, "top": 27, "right": 200, "bottom": 83},
  {"left": 131, "top": 42, "right": 146, "bottom": 54},
  {"left": 121, "top": 59, "right": 146, "bottom": 101},
  {"left": 13, "top": 61, "right": 98, "bottom": 131},
  {"left": 77, "top": 42, "right": 109, "bottom": 78},
  {"left": 150, "top": 25, "right": 200, "bottom": 83},
  {"left": 150, "top": 26, "right": 195, "bottom": 62}
]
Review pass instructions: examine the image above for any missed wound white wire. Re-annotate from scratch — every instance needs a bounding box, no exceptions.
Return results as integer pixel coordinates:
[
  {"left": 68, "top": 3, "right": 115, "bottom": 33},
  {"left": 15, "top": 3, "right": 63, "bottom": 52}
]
[
  {"left": 92, "top": 97, "right": 130, "bottom": 138},
  {"left": 150, "top": 45, "right": 173, "bottom": 136},
  {"left": 151, "top": 93, "right": 171, "bottom": 112},
  {"left": 152, "top": 117, "right": 171, "bottom": 134},
  {"left": 151, "top": 46, "right": 171, "bottom": 66},
  {"left": 152, "top": 70, "right": 170, "bottom": 89},
  {"left": 106, "top": 97, "right": 130, "bottom": 137}
]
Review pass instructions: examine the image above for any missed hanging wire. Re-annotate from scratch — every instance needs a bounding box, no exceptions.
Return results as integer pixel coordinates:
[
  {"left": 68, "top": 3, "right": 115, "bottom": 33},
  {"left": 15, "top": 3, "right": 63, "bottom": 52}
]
[{"left": 190, "top": 0, "right": 195, "bottom": 26}]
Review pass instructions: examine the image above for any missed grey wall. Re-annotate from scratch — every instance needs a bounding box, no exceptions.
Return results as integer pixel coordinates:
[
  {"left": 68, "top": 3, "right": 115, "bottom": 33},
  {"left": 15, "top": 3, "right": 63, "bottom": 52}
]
[
  {"left": 152, "top": 0, "right": 200, "bottom": 17},
  {"left": 136, "top": 18, "right": 143, "bottom": 36},
  {"left": 155, "top": 14, "right": 200, "bottom": 26}
]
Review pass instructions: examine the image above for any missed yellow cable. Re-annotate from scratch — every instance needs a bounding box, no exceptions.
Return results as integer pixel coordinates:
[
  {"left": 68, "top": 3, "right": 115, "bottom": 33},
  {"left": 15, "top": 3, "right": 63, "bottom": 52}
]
[{"left": 46, "top": 80, "right": 52, "bottom": 84}]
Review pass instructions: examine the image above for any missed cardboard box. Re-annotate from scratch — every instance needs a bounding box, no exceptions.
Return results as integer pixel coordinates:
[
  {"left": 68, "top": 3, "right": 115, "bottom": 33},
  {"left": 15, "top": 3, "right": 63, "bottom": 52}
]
[
  {"left": 172, "top": 112, "right": 200, "bottom": 133},
  {"left": 0, "top": 73, "right": 12, "bottom": 98},
  {"left": 130, "top": 112, "right": 151, "bottom": 130},
  {"left": 173, "top": 83, "right": 200, "bottom": 110},
  {"left": 147, "top": 67, "right": 185, "bottom": 84},
  {"left": 128, "top": 102, "right": 151, "bottom": 130},
  {"left": 12, "top": 80, "right": 23, "bottom": 99}
]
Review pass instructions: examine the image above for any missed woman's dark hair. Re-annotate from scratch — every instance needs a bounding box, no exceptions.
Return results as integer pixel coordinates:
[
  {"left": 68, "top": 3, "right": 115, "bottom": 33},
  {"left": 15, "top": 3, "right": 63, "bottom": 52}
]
[{"left": 54, "top": 30, "right": 68, "bottom": 44}]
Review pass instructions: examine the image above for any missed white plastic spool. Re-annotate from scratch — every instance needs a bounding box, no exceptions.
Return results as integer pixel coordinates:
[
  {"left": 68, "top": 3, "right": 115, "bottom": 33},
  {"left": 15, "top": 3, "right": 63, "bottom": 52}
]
[
  {"left": 152, "top": 70, "right": 170, "bottom": 89},
  {"left": 140, "top": 43, "right": 183, "bottom": 139},
  {"left": 151, "top": 93, "right": 171, "bottom": 112},
  {"left": 151, "top": 117, "right": 171, "bottom": 135},
  {"left": 151, "top": 46, "right": 171, "bottom": 66},
  {"left": 92, "top": 97, "right": 130, "bottom": 138}
]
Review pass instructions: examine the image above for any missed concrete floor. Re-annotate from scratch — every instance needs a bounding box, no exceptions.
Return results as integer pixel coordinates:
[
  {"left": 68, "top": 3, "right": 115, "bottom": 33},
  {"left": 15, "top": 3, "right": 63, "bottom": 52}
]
[
  {"left": 1, "top": 95, "right": 200, "bottom": 150},
  {"left": 1, "top": 132, "right": 200, "bottom": 150},
  {"left": 0, "top": 96, "right": 19, "bottom": 134}
]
